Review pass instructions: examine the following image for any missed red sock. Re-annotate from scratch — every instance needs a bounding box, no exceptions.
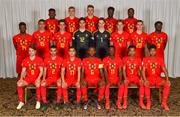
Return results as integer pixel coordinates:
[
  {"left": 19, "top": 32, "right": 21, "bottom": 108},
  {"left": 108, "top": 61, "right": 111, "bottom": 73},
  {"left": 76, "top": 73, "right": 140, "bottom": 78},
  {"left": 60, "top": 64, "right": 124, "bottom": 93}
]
[
  {"left": 17, "top": 86, "right": 23, "bottom": 102},
  {"left": 81, "top": 86, "right": 88, "bottom": 102},
  {"left": 41, "top": 86, "right": 47, "bottom": 103},
  {"left": 139, "top": 85, "right": 144, "bottom": 104},
  {"left": 162, "top": 83, "right": 170, "bottom": 103},
  {"left": 62, "top": 88, "right": 68, "bottom": 103},
  {"left": 117, "top": 84, "right": 124, "bottom": 101},
  {"left": 98, "top": 86, "right": 105, "bottom": 102},
  {"left": 56, "top": 86, "right": 62, "bottom": 104},
  {"left": 123, "top": 85, "right": 128, "bottom": 99},
  {"left": 76, "top": 88, "right": 81, "bottom": 103},
  {"left": 36, "top": 87, "right": 41, "bottom": 102},
  {"left": 105, "top": 85, "right": 110, "bottom": 103},
  {"left": 145, "top": 86, "right": 151, "bottom": 103}
]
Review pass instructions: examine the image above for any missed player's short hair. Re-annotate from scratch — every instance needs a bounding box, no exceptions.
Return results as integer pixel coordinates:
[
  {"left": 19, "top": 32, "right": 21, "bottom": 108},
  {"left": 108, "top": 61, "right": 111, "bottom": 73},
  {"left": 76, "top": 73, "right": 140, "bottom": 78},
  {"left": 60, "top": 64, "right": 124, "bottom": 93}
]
[
  {"left": 148, "top": 44, "right": 157, "bottom": 50},
  {"left": 58, "top": 19, "right": 66, "bottom": 25},
  {"left": 19, "top": 22, "right": 26, "bottom": 27},
  {"left": 128, "top": 8, "right": 134, "bottom": 12},
  {"left": 109, "top": 45, "right": 115, "bottom": 50},
  {"left": 29, "top": 44, "right": 37, "bottom": 50},
  {"left": 49, "top": 8, "right": 56, "bottom": 12},
  {"left": 108, "top": 7, "right": 115, "bottom": 11},
  {"left": 50, "top": 44, "right": 57, "bottom": 49},
  {"left": 155, "top": 21, "right": 163, "bottom": 26},
  {"left": 38, "top": 19, "right": 45, "bottom": 23},
  {"left": 98, "top": 17, "right": 105, "bottom": 22},
  {"left": 117, "top": 19, "right": 124, "bottom": 25},
  {"left": 69, "top": 46, "right": 76, "bottom": 51},
  {"left": 87, "top": 4, "right": 94, "bottom": 9},
  {"left": 88, "top": 46, "right": 96, "bottom": 50},
  {"left": 136, "top": 20, "right": 144, "bottom": 24},
  {"left": 78, "top": 17, "right": 86, "bottom": 23},
  {"left": 68, "top": 6, "right": 75, "bottom": 10},
  {"left": 128, "top": 45, "right": 136, "bottom": 50}
]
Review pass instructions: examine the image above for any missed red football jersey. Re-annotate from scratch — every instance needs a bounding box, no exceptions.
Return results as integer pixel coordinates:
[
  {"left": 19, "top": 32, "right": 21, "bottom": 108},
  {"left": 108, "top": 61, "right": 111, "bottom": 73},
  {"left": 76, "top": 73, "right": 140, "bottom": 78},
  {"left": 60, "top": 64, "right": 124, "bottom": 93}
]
[
  {"left": 82, "top": 57, "right": 102, "bottom": 78},
  {"left": 22, "top": 56, "right": 43, "bottom": 79},
  {"left": 105, "top": 18, "right": 117, "bottom": 33},
  {"left": 85, "top": 16, "right": 99, "bottom": 32},
  {"left": 123, "top": 56, "right": 141, "bottom": 78},
  {"left": 32, "top": 31, "right": 52, "bottom": 50},
  {"left": 44, "top": 56, "right": 62, "bottom": 78},
  {"left": 65, "top": 17, "right": 79, "bottom": 35},
  {"left": 103, "top": 56, "right": 122, "bottom": 79},
  {"left": 62, "top": 57, "right": 81, "bottom": 79},
  {"left": 13, "top": 33, "right": 33, "bottom": 56},
  {"left": 142, "top": 57, "right": 165, "bottom": 77},
  {"left": 148, "top": 32, "right": 168, "bottom": 59},
  {"left": 124, "top": 18, "right": 138, "bottom": 34},
  {"left": 130, "top": 32, "right": 148, "bottom": 58},
  {"left": 45, "top": 18, "right": 59, "bottom": 34},
  {"left": 111, "top": 31, "right": 130, "bottom": 58}
]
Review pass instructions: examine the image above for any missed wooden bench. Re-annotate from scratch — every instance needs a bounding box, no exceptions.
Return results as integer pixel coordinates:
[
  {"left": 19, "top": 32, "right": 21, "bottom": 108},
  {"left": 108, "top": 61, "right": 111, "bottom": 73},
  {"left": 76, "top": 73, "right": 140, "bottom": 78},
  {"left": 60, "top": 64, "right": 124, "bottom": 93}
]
[{"left": 24, "top": 85, "right": 162, "bottom": 104}]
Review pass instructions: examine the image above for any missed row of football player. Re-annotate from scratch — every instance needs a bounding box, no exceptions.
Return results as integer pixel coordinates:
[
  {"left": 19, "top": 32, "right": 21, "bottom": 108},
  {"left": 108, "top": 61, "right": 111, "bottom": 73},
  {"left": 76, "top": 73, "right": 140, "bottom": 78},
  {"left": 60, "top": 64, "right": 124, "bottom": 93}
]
[{"left": 16, "top": 44, "right": 170, "bottom": 111}]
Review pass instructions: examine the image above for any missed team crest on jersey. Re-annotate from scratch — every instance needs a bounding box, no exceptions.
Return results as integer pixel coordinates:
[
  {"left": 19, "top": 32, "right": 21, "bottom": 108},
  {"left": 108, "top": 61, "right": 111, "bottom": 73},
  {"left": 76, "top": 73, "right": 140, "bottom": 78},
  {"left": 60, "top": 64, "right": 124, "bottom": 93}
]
[
  {"left": 110, "top": 63, "right": 115, "bottom": 69},
  {"left": 80, "top": 37, "right": 85, "bottom": 42},
  {"left": 70, "top": 22, "right": 75, "bottom": 27},
  {"left": 88, "top": 22, "right": 93, "bottom": 27},
  {"left": 137, "top": 38, "right": 142, "bottom": 43},
  {"left": 129, "top": 64, "right": 135, "bottom": 69},
  {"left": 150, "top": 62, "right": 157, "bottom": 69},
  {"left": 29, "top": 64, "right": 36, "bottom": 70},
  {"left": 49, "top": 24, "right": 55, "bottom": 30},
  {"left": 128, "top": 24, "right": 134, "bottom": 29},
  {"left": 50, "top": 63, "right": 56, "bottom": 69},
  {"left": 59, "top": 38, "right": 65, "bottom": 43},
  {"left": 69, "top": 64, "right": 75, "bottom": 71},
  {"left": 39, "top": 36, "right": 45, "bottom": 41},
  {"left": 156, "top": 38, "right": 162, "bottom": 43},
  {"left": 89, "top": 64, "right": 96, "bottom": 69}
]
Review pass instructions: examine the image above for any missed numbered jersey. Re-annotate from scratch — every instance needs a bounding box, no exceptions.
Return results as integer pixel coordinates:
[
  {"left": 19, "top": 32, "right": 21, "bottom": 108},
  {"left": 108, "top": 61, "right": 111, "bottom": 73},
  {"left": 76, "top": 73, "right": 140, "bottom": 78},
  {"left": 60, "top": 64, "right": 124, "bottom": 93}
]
[
  {"left": 22, "top": 56, "right": 43, "bottom": 79},
  {"left": 85, "top": 16, "right": 99, "bottom": 33},
  {"left": 45, "top": 18, "right": 59, "bottom": 34},
  {"left": 44, "top": 56, "right": 62, "bottom": 78},
  {"left": 65, "top": 17, "right": 79, "bottom": 35},
  {"left": 105, "top": 18, "right": 117, "bottom": 33},
  {"left": 123, "top": 56, "right": 141, "bottom": 78},
  {"left": 124, "top": 18, "right": 138, "bottom": 34},
  {"left": 142, "top": 57, "right": 165, "bottom": 77}
]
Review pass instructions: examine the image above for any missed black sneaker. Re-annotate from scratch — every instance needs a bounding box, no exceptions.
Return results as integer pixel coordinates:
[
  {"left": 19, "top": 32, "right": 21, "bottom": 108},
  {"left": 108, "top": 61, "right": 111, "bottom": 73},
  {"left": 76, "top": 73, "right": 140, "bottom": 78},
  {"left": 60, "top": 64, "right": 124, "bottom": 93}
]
[
  {"left": 83, "top": 101, "right": 88, "bottom": 110},
  {"left": 96, "top": 101, "right": 101, "bottom": 110},
  {"left": 55, "top": 103, "right": 61, "bottom": 111},
  {"left": 41, "top": 103, "right": 49, "bottom": 112}
]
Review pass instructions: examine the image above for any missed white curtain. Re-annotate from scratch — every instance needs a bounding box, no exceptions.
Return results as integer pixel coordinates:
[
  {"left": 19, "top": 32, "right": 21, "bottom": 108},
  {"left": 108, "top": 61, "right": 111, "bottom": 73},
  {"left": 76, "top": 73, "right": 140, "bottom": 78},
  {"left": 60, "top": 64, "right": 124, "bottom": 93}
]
[{"left": 0, "top": 0, "right": 180, "bottom": 78}]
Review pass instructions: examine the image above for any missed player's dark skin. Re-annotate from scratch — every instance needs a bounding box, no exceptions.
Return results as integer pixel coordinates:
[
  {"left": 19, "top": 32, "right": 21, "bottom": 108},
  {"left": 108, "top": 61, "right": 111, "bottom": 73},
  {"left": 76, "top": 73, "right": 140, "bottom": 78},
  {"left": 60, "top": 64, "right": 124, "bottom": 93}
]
[
  {"left": 155, "top": 23, "right": 162, "bottom": 34},
  {"left": 49, "top": 10, "right": 56, "bottom": 19},
  {"left": 128, "top": 8, "right": 134, "bottom": 19},
  {"left": 107, "top": 9, "right": 114, "bottom": 19}
]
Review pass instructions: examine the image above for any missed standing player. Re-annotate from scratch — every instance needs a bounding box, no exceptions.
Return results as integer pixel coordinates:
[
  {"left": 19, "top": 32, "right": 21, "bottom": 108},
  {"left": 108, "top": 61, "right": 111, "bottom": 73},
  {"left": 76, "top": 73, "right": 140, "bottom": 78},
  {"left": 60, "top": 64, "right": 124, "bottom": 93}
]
[
  {"left": 13, "top": 22, "right": 33, "bottom": 78},
  {"left": 73, "top": 17, "right": 93, "bottom": 59},
  {"left": 103, "top": 46, "right": 124, "bottom": 109},
  {"left": 142, "top": 44, "right": 170, "bottom": 110},
  {"left": 81, "top": 47, "right": 105, "bottom": 110},
  {"left": 124, "top": 8, "right": 138, "bottom": 34},
  {"left": 105, "top": 7, "right": 117, "bottom": 34},
  {"left": 111, "top": 20, "right": 130, "bottom": 58},
  {"left": 148, "top": 21, "right": 168, "bottom": 61},
  {"left": 53, "top": 19, "right": 72, "bottom": 58},
  {"left": 41, "top": 45, "right": 63, "bottom": 111},
  {"left": 33, "top": 19, "right": 52, "bottom": 59},
  {"left": 16, "top": 44, "right": 43, "bottom": 110},
  {"left": 45, "top": 8, "right": 59, "bottom": 34},
  {"left": 122, "top": 45, "right": 146, "bottom": 109},
  {"left": 93, "top": 18, "right": 110, "bottom": 59},
  {"left": 85, "top": 5, "right": 99, "bottom": 33},
  {"left": 130, "top": 20, "right": 148, "bottom": 59},
  {"left": 65, "top": 6, "right": 79, "bottom": 35},
  {"left": 61, "top": 47, "right": 81, "bottom": 106}
]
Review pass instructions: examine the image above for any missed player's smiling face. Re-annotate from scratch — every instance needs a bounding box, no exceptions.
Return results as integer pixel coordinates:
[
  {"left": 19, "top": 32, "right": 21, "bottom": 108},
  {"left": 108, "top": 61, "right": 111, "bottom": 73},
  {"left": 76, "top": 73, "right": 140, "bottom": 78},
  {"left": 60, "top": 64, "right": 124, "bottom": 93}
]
[
  {"left": 149, "top": 48, "right": 156, "bottom": 56},
  {"left": 109, "top": 47, "right": 115, "bottom": 56},
  {"left": 128, "top": 48, "right": 136, "bottom": 57},
  {"left": 108, "top": 9, "right": 114, "bottom": 18},
  {"left": 79, "top": 20, "right": 86, "bottom": 29},
  {"left": 38, "top": 21, "right": 45, "bottom": 30},
  {"left": 50, "top": 48, "right": 57, "bottom": 57},
  {"left": 49, "top": 11, "right": 56, "bottom": 19},
  {"left": 98, "top": 20, "right": 105, "bottom": 29},
  {"left": 128, "top": 9, "right": 134, "bottom": 18},
  {"left": 59, "top": 22, "right": 66, "bottom": 31},
  {"left": 28, "top": 48, "right": 36, "bottom": 57},
  {"left": 69, "top": 8, "right": 75, "bottom": 16},
  {"left": 136, "top": 22, "right": 143, "bottom": 30},
  {"left": 88, "top": 47, "right": 96, "bottom": 57},
  {"left": 87, "top": 7, "right": 94, "bottom": 16},
  {"left": 69, "top": 48, "right": 76, "bottom": 57},
  {"left": 117, "top": 21, "right": 124, "bottom": 31},
  {"left": 155, "top": 23, "right": 162, "bottom": 31},
  {"left": 19, "top": 25, "right": 26, "bottom": 34}
]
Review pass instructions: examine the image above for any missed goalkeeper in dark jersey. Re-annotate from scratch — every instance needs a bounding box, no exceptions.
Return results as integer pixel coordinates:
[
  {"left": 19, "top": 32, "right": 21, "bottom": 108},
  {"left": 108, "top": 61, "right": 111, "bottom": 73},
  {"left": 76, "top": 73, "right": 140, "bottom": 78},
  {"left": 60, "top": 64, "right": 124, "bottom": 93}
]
[
  {"left": 73, "top": 17, "right": 93, "bottom": 59},
  {"left": 93, "top": 17, "right": 110, "bottom": 59}
]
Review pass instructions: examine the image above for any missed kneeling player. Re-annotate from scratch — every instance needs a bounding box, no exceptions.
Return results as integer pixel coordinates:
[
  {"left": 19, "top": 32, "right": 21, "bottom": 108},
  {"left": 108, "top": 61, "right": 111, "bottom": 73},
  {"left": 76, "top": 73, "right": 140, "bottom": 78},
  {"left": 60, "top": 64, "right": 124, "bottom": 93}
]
[
  {"left": 16, "top": 44, "right": 43, "bottom": 110},
  {"left": 122, "top": 45, "right": 145, "bottom": 109},
  {"left": 142, "top": 44, "right": 170, "bottom": 110},
  {"left": 81, "top": 47, "right": 105, "bottom": 110},
  {"left": 103, "top": 46, "right": 124, "bottom": 109},
  {"left": 41, "top": 45, "right": 63, "bottom": 111},
  {"left": 61, "top": 47, "right": 81, "bottom": 106}
]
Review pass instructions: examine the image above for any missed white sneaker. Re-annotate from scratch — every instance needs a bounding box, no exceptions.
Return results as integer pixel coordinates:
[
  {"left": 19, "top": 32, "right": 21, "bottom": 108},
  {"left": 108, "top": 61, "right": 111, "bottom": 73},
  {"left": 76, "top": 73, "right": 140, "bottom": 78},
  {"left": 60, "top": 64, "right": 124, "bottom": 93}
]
[
  {"left": 35, "top": 101, "right": 41, "bottom": 109},
  {"left": 16, "top": 102, "right": 24, "bottom": 110}
]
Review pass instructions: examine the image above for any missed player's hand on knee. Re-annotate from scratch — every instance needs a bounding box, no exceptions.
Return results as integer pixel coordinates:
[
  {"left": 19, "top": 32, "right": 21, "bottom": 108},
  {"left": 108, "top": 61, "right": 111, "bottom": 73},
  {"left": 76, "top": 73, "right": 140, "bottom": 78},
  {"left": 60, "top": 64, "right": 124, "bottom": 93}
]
[
  {"left": 144, "top": 80, "right": 149, "bottom": 86},
  {"left": 35, "top": 79, "right": 41, "bottom": 86},
  {"left": 124, "top": 79, "right": 128, "bottom": 85},
  {"left": 62, "top": 81, "right": 67, "bottom": 88},
  {"left": 75, "top": 81, "right": 80, "bottom": 88}
]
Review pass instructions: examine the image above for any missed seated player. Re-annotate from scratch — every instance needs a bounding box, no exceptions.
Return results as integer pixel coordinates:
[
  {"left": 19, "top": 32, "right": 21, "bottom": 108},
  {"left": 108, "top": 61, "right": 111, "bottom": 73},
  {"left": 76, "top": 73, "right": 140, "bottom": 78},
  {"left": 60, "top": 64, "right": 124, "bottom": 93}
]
[
  {"left": 53, "top": 19, "right": 72, "bottom": 58},
  {"left": 13, "top": 22, "right": 33, "bottom": 78},
  {"left": 148, "top": 21, "right": 168, "bottom": 61},
  {"left": 122, "top": 45, "right": 145, "bottom": 109},
  {"left": 16, "top": 44, "right": 43, "bottom": 110},
  {"left": 33, "top": 19, "right": 52, "bottom": 59},
  {"left": 142, "top": 44, "right": 170, "bottom": 110},
  {"left": 73, "top": 17, "right": 93, "bottom": 59},
  {"left": 85, "top": 5, "right": 99, "bottom": 33},
  {"left": 111, "top": 20, "right": 130, "bottom": 58},
  {"left": 93, "top": 18, "right": 110, "bottom": 59},
  {"left": 130, "top": 20, "right": 148, "bottom": 59},
  {"left": 61, "top": 47, "right": 81, "bottom": 106},
  {"left": 103, "top": 46, "right": 124, "bottom": 109},
  {"left": 124, "top": 8, "right": 138, "bottom": 34},
  {"left": 65, "top": 6, "right": 79, "bottom": 35},
  {"left": 45, "top": 8, "right": 59, "bottom": 34},
  {"left": 105, "top": 7, "right": 117, "bottom": 33},
  {"left": 40, "top": 45, "right": 63, "bottom": 111},
  {"left": 81, "top": 47, "right": 105, "bottom": 110}
]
